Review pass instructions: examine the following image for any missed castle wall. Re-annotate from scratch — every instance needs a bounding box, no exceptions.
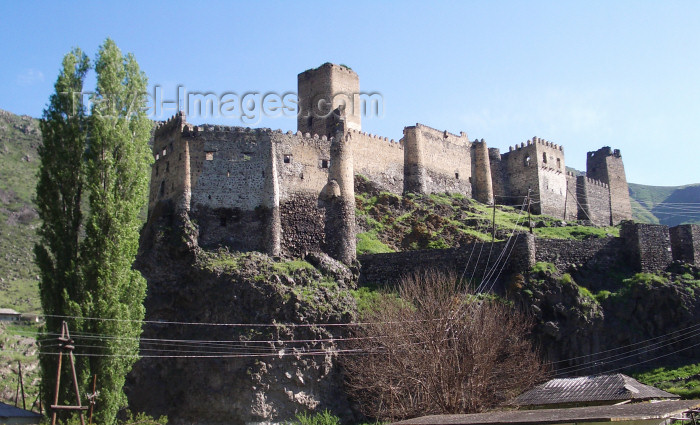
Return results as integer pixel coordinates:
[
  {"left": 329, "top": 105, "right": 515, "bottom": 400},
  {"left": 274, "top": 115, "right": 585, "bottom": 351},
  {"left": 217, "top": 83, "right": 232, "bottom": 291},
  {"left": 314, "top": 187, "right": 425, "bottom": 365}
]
[
  {"left": 576, "top": 176, "right": 612, "bottom": 225},
  {"left": 274, "top": 131, "right": 331, "bottom": 256},
  {"left": 471, "top": 140, "right": 494, "bottom": 204},
  {"left": 564, "top": 172, "right": 579, "bottom": 221},
  {"left": 149, "top": 113, "right": 190, "bottom": 214},
  {"left": 533, "top": 139, "right": 567, "bottom": 218},
  {"left": 403, "top": 124, "right": 472, "bottom": 196},
  {"left": 186, "top": 126, "right": 276, "bottom": 251},
  {"left": 358, "top": 233, "right": 535, "bottom": 286},
  {"left": 620, "top": 221, "right": 673, "bottom": 272},
  {"left": 587, "top": 147, "right": 632, "bottom": 225},
  {"left": 670, "top": 224, "right": 700, "bottom": 267},
  {"left": 348, "top": 130, "right": 404, "bottom": 194},
  {"left": 297, "top": 63, "right": 361, "bottom": 138},
  {"left": 535, "top": 237, "right": 624, "bottom": 274},
  {"left": 499, "top": 142, "right": 540, "bottom": 210},
  {"left": 488, "top": 148, "right": 506, "bottom": 202}
]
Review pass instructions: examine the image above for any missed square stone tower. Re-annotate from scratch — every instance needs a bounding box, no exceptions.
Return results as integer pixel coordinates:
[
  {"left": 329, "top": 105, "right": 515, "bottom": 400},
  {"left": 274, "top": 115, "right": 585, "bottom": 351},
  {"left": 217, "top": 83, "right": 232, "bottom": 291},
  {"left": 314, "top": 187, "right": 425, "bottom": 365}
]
[
  {"left": 586, "top": 146, "right": 632, "bottom": 225},
  {"left": 297, "top": 63, "right": 361, "bottom": 138}
]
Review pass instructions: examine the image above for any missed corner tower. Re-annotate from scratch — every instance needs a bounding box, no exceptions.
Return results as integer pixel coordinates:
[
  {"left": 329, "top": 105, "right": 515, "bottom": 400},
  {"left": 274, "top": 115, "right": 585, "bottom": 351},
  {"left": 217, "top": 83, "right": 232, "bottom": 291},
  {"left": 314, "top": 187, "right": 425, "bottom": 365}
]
[
  {"left": 586, "top": 147, "right": 632, "bottom": 225},
  {"left": 297, "top": 63, "right": 361, "bottom": 138}
]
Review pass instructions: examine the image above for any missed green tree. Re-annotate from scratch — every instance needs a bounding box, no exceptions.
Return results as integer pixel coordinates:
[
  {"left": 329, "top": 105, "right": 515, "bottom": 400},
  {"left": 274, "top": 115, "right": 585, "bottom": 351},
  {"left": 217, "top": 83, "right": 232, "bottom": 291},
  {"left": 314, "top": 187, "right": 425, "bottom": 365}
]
[
  {"left": 80, "top": 39, "right": 152, "bottom": 425},
  {"left": 36, "top": 39, "right": 151, "bottom": 424},
  {"left": 35, "top": 47, "right": 91, "bottom": 410}
]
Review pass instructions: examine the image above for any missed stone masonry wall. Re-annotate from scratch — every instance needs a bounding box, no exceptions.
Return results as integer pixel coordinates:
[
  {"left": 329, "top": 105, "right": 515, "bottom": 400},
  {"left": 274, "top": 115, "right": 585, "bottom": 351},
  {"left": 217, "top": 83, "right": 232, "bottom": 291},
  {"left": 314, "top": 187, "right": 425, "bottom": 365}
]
[
  {"left": 499, "top": 141, "right": 540, "bottom": 210},
  {"left": 564, "top": 172, "right": 579, "bottom": 221},
  {"left": 471, "top": 140, "right": 494, "bottom": 204},
  {"left": 274, "top": 131, "right": 331, "bottom": 200},
  {"left": 348, "top": 129, "right": 404, "bottom": 194},
  {"left": 402, "top": 123, "right": 472, "bottom": 196},
  {"left": 533, "top": 138, "right": 567, "bottom": 218},
  {"left": 621, "top": 221, "right": 673, "bottom": 272},
  {"left": 670, "top": 224, "right": 700, "bottom": 266},
  {"left": 576, "top": 175, "right": 611, "bottom": 225},
  {"left": 535, "top": 237, "right": 624, "bottom": 273},
  {"left": 150, "top": 113, "right": 189, "bottom": 213},
  {"left": 488, "top": 148, "right": 506, "bottom": 203},
  {"left": 587, "top": 147, "right": 632, "bottom": 225},
  {"left": 359, "top": 233, "right": 535, "bottom": 286},
  {"left": 297, "top": 63, "right": 361, "bottom": 138}
]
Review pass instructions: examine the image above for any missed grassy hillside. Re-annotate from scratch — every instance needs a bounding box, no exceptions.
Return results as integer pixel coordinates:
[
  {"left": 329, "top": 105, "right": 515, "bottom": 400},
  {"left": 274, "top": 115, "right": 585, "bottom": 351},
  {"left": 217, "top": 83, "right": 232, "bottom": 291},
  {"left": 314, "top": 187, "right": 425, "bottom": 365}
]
[
  {"left": 0, "top": 110, "right": 41, "bottom": 313},
  {"left": 629, "top": 182, "right": 700, "bottom": 226}
]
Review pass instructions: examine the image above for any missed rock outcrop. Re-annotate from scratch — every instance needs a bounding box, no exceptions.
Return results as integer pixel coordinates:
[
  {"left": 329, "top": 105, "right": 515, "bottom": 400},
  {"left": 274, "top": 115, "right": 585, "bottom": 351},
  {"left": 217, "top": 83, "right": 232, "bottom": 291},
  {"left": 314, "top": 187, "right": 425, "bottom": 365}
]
[{"left": 127, "top": 206, "right": 360, "bottom": 425}]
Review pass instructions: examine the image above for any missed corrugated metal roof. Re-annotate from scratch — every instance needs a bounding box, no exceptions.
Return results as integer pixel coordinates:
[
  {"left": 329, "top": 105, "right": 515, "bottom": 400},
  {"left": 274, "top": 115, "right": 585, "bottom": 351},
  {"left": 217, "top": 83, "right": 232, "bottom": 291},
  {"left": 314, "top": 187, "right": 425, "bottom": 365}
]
[
  {"left": 511, "top": 373, "right": 679, "bottom": 407},
  {"left": 0, "top": 308, "right": 20, "bottom": 315},
  {"left": 0, "top": 402, "right": 42, "bottom": 418},
  {"left": 392, "top": 399, "right": 700, "bottom": 425}
]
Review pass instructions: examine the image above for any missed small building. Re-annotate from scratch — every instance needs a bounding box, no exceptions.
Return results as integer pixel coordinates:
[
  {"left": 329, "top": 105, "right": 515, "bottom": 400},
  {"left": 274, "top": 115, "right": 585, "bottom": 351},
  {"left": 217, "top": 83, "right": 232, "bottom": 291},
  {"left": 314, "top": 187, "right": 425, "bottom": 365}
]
[
  {"left": 392, "top": 399, "right": 700, "bottom": 425},
  {"left": 511, "top": 373, "right": 679, "bottom": 409},
  {"left": 0, "top": 308, "right": 21, "bottom": 321},
  {"left": 0, "top": 402, "right": 42, "bottom": 425}
]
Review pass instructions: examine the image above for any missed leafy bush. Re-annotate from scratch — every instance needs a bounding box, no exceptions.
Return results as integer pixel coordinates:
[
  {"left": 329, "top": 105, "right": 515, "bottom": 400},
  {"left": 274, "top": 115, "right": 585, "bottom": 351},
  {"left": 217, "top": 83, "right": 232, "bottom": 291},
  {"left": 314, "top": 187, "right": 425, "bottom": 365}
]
[{"left": 289, "top": 410, "right": 340, "bottom": 425}]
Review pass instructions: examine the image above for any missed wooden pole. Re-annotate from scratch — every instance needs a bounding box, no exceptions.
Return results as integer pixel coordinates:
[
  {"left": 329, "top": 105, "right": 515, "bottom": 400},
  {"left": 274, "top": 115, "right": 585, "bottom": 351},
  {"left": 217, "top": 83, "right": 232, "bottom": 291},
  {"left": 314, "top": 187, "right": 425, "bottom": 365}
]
[
  {"left": 51, "top": 321, "right": 87, "bottom": 425},
  {"left": 89, "top": 374, "right": 97, "bottom": 425},
  {"left": 491, "top": 201, "right": 496, "bottom": 243},
  {"left": 527, "top": 188, "right": 533, "bottom": 234},
  {"left": 18, "top": 360, "right": 26, "bottom": 410}
]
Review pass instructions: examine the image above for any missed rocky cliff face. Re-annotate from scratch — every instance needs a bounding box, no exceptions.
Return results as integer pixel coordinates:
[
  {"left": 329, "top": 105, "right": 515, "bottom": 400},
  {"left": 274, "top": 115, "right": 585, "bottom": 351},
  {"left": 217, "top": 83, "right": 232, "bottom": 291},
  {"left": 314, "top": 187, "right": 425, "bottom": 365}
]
[
  {"left": 126, "top": 204, "right": 360, "bottom": 425},
  {"left": 509, "top": 263, "right": 700, "bottom": 376}
]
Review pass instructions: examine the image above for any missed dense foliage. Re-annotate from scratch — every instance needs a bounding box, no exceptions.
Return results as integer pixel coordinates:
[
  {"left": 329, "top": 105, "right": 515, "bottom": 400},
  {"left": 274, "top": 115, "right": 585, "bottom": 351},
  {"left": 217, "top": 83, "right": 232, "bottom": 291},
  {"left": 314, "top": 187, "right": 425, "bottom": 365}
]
[{"left": 35, "top": 40, "right": 151, "bottom": 424}]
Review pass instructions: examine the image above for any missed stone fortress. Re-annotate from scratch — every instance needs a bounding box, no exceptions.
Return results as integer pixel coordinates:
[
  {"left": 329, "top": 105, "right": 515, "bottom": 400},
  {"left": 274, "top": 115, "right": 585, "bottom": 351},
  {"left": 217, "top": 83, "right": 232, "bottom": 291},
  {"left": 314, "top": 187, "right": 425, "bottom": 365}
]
[{"left": 148, "top": 62, "right": 662, "bottom": 266}]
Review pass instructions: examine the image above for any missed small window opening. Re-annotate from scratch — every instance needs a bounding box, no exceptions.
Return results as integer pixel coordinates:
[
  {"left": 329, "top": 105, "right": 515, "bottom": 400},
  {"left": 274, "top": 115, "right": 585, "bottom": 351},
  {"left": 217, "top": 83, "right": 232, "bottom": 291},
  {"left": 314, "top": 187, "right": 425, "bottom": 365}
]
[
  {"left": 227, "top": 171, "right": 230, "bottom": 178},
  {"left": 206, "top": 152, "right": 214, "bottom": 161},
  {"left": 321, "top": 159, "right": 329, "bottom": 169},
  {"left": 158, "top": 181, "right": 165, "bottom": 197},
  {"left": 556, "top": 158, "right": 561, "bottom": 169},
  {"left": 162, "top": 149, "right": 167, "bottom": 156},
  {"left": 155, "top": 165, "right": 159, "bottom": 176},
  {"left": 208, "top": 194, "right": 211, "bottom": 200},
  {"left": 307, "top": 117, "right": 313, "bottom": 128},
  {"left": 155, "top": 153, "right": 160, "bottom": 160},
  {"left": 284, "top": 155, "right": 291, "bottom": 164},
  {"left": 455, "top": 172, "right": 460, "bottom": 179},
  {"left": 542, "top": 153, "right": 547, "bottom": 164},
  {"left": 524, "top": 155, "right": 531, "bottom": 167},
  {"left": 166, "top": 162, "right": 169, "bottom": 172},
  {"left": 179, "top": 153, "right": 182, "bottom": 161}
]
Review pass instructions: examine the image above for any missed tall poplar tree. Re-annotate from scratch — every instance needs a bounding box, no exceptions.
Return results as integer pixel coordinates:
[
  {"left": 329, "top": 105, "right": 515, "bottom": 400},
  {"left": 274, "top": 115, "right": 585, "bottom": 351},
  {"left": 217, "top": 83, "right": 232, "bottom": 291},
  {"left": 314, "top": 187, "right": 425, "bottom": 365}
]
[
  {"left": 36, "top": 39, "right": 151, "bottom": 424},
  {"left": 80, "top": 39, "right": 152, "bottom": 425},
  {"left": 35, "top": 47, "right": 91, "bottom": 410}
]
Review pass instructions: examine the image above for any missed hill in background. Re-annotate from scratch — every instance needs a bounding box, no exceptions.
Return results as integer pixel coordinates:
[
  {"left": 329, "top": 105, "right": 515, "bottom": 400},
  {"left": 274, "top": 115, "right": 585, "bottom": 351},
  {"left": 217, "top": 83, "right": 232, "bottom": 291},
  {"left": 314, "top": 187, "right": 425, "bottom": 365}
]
[
  {"left": 0, "top": 108, "right": 698, "bottom": 313},
  {"left": 0, "top": 110, "right": 41, "bottom": 313},
  {"left": 629, "top": 182, "right": 700, "bottom": 226}
]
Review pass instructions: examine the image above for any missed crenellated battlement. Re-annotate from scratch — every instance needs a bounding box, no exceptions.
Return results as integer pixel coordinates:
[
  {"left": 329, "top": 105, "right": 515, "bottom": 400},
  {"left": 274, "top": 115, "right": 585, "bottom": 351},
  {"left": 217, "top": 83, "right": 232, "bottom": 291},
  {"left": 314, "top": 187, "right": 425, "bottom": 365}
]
[
  {"left": 147, "top": 63, "right": 633, "bottom": 262},
  {"left": 583, "top": 177, "right": 609, "bottom": 188},
  {"left": 154, "top": 111, "right": 187, "bottom": 138},
  {"left": 347, "top": 128, "right": 400, "bottom": 146}
]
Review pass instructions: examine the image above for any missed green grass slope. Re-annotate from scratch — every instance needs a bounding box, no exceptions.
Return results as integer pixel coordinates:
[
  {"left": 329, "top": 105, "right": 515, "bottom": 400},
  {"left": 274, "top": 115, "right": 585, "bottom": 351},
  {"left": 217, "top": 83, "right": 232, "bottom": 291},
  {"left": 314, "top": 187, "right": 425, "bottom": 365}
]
[{"left": 0, "top": 110, "right": 41, "bottom": 313}]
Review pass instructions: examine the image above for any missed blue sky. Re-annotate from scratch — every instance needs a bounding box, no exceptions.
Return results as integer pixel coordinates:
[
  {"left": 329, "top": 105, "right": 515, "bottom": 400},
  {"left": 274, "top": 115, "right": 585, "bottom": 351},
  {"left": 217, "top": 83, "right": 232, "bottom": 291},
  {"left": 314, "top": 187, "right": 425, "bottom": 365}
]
[{"left": 2, "top": 1, "right": 699, "bottom": 186}]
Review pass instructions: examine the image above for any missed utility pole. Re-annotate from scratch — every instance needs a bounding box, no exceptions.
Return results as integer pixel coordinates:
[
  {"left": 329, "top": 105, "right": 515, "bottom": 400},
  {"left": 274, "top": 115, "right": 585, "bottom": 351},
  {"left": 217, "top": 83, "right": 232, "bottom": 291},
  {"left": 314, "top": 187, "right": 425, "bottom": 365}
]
[
  {"left": 15, "top": 360, "right": 26, "bottom": 409},
  {"left": 527, "top": 188, "right": 533, "bottom": 234},
  {"left": 51, "top": 321, "right": 87, "bottom": 425},
  {"left": 491, "top": 201, "right": 496, "bottom": 242},
  {"left": 563, "top": 180, "right": 568, "bottom": 220}
]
